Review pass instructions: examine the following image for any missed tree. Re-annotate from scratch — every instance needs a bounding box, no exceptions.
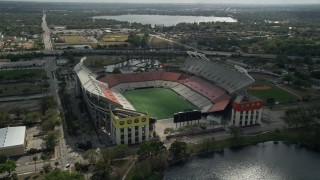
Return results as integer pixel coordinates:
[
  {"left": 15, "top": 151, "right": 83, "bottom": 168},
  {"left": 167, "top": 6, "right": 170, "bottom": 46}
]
[
  {"left": 284, "top": 114, "right": 316, "bottom": 129},
  {"left": 44, "top": 131, "right": 60, "bottom": 150},
  {"left": 283, "top": 75, "right": 296, "bottom": 84},
  {"left": 90, "top": 161, "right": 112, "bottom": 180},
  {"left": 138, "top": 141, "right": 166, "bottom": 159},
  {"left": 43, "top": 96, "right": 57, "bottom": 112},
  {"left": 112, "top": 145, "right": 128, "bottom": 159},
  {"left": 169, "top": 141, "right": 188, "bottom": 160},
  {"left": 54, "top": 162, "right": 59, "bottom": 169},
  {"left": 44, "top": 168, "right": 84, "bottom": 180},
  {"left": 150, "top": 141, "right": 166, "bottom": 157},
  {"left": 74, "top": 162, "right": 88, "bottom": 173},
  {"left": 42, "top": 109, "right": 61, "bottom": 131},
  {"left": 137, "top": 142, "right": 151, "bottom": 159},
  {"left": 164, "top": 127, "right": 174, "bottom": 135},
  {"left": 0, "top": 159, "right": 17, "bottom": 176},
  {"left": 42, "top": 120, "right": 58, "bottom": 132},
  {"left": 0, "top": 154, "right": 8, "bottom": 164},
  {"left": 24, "top": 112, "right": 40, "bottom": 126},
  {"left": 40, "top": 154, "right": 47, "bottom": 167},
  {"left": 229, "top": 126, "right": 243, "bottom": 138},
  {"left": 33, "top": 156, "right": 38, "bottom": 172},
  {"left": 44, "top": 109, "right": 59, "bottom": 120},
  {"left": 43, "top": 163, "right": 52, "bottom": 174},
  {"left": 83, "top": 149, "right": 100, "bottom": 164}
]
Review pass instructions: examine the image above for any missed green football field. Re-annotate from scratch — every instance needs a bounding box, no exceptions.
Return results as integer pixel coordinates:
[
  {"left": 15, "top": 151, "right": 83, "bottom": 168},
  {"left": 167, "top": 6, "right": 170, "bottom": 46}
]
[
  {"left": 248, "top": 81, "right": 299, "bottom": 102},
  {"left": 123, "top": 88, "right": 198, "bottom": 119}
]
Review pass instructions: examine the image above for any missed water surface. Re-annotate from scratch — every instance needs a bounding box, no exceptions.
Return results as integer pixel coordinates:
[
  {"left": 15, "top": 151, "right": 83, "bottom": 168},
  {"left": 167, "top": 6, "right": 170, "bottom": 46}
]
[
  {"left": 93, "top": 14, "right": 237, "bottom": 27},
  {"left": 164, "top": 142, "right": 320, "bottom": 180}
]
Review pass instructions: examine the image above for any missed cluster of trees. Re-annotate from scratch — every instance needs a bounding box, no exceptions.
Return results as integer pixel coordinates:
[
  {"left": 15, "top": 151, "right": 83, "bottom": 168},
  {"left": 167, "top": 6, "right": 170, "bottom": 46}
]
[
  {"left": 284, "top": 107, "right": 320, "bottom": 141},
  {"left": 280, "top": 55, "right": 314, "bottom": 89},
  {"left": 42, "top": 96, "right": 57, "bottom": 113},
  {"left": 310, "top": 71, "right": 320, "bottom": 80},
  {"left": 0, "top": 53, "right": 44, "bottom": 62},
  {"left": 284, "top": 107, "right": 320, "bottom": 128},
  {"left": 254, "top": 38, "right": 320, "bottom": 56},
  {"left": 44, "top": 131, "right": 60, "bottom": 150},
  {"left": 42, "top": 109, "right": 61, "bottom": 132},
  {"left": 0, "top": 12, "right": 42, "bottom": 37},
  {"left": 169, "top": 141, "right": 188, "bottom": 161},
  {"left": 60, "top": 93, "right": 80, "bottom": 135},
  {"left": 283, "top": 74, "right": 312, "bottom": 89},
  {"left": 137, "top": 141, "right": 166, "bottom": 159},
  {"left": 72, "top": 145, "right": 130, "bottom": 179},
  {"left": 80, "top": 146, "right": 129, "bottom": 179},
  {"left": 44, "top": 168, "right": 84, "bottom": 180},
  {"left": 0, "top": 155, "right": 17, "bottom": 178},
  {"left": 23, "top": 112, "right": 40, "bottom": 126},
  {"left": 0, "top": 111, "right": 12, "bottom": 128},
  {"left": 127, "top": 33, "right": 149, "bottom": 48}
]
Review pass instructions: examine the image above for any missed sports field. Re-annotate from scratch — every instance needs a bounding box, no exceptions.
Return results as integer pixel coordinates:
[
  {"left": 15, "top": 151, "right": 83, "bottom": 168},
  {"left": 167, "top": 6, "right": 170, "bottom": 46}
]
[
  {"left": 248, "top": 81, "right": 299, "bottom": 102},
  {"left": 123, "top": 88, "right": 198, "bottom": 119}
]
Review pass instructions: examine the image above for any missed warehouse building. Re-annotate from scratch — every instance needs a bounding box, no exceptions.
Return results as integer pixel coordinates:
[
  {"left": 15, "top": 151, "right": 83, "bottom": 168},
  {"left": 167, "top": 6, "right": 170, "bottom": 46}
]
[{"left": 0, "top": 126, "right": 26, "bottom": 156}]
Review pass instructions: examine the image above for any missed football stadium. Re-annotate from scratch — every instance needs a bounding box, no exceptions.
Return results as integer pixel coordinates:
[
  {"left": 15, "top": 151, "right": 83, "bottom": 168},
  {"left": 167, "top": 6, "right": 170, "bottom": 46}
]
[{"left": 74, "top": 52, "right": 259, "bottom": 145}]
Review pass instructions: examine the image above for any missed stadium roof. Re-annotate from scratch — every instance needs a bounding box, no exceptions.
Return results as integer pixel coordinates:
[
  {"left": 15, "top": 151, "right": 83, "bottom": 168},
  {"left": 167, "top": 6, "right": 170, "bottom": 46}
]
[{"left": 0, "top": 126, "right": 26, "bottom": 148}]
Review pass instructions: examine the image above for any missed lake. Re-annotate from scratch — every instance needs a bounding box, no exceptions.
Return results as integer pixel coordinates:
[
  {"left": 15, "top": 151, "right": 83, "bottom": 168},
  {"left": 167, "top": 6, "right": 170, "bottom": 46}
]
[
  {"left": 164, "top": 142, "right": 320, "bottom": 180},
  {"left": 92, "top": 14, "right": 237, "bottom": 27}
]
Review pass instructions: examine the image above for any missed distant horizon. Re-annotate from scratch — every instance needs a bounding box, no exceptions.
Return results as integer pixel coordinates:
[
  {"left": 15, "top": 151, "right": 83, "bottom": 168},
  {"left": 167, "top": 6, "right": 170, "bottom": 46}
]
[{"left": 0, "top": 0, "right": 319, "bottom": 5}]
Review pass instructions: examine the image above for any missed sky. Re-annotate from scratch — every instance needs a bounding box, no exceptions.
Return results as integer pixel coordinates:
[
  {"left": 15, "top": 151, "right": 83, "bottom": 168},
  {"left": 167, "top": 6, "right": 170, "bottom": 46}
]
[{"left": 4, "top": 0, "right": 320, "bottom": 4}]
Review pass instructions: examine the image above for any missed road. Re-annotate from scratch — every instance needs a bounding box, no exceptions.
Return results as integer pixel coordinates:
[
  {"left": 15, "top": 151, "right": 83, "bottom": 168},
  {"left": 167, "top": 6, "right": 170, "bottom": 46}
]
[
  {"left": 42, "top": 11, "right": 52, "bottom": 51},
  {"left": 42, "top": 11, "right": 70, "bottom": 169},
  {"left": 158, "top": 109, "right": 286, "bottom": 146},
  {"left": 160, "top": 121, "right": 287, "bottom": 147},
  {"left": 0, "top": 94, "right": 49, "bottom": 103}
]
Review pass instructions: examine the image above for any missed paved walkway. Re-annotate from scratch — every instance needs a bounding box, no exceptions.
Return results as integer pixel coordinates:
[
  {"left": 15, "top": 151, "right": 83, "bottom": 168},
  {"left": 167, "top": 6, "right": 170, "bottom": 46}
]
[{"left": 0, "top": 93, "right": 48, "bottom": 102}]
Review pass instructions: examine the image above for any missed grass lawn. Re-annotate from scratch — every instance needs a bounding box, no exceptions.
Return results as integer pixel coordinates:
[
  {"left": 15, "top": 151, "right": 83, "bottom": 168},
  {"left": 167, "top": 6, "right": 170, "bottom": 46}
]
[
  {"left": 60, "top": 35, "right": 92, "bottom": 43},
  {"left": 101, "top": 34, "right": 128, "bottom": 42},
  {"left": 248, "top": 81, "right": 298, "bottom": 102},
  {"left": 0, "top": 82, "right": 42, "bottom": 96},
  {"left": 147, "top": 36, "right": 172, "bottom": 48},
  {"left": 0, "top": 69, "right": 45, "bottom": 81},
  {"left": 123, "top": 88, "right": 198, "bottom": 119}
]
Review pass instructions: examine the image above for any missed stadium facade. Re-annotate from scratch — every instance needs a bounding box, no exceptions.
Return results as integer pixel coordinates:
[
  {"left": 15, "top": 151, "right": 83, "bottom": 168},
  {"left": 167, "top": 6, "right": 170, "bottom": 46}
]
[
  {"left": 111, "top": 109, "right": 150, "bottom": 145},
  {"left": 231, "top": 96, "right": 263, "bottom": 126},
  {"left": 74, "top": 52, "right": 261, "bottom": 145}
]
